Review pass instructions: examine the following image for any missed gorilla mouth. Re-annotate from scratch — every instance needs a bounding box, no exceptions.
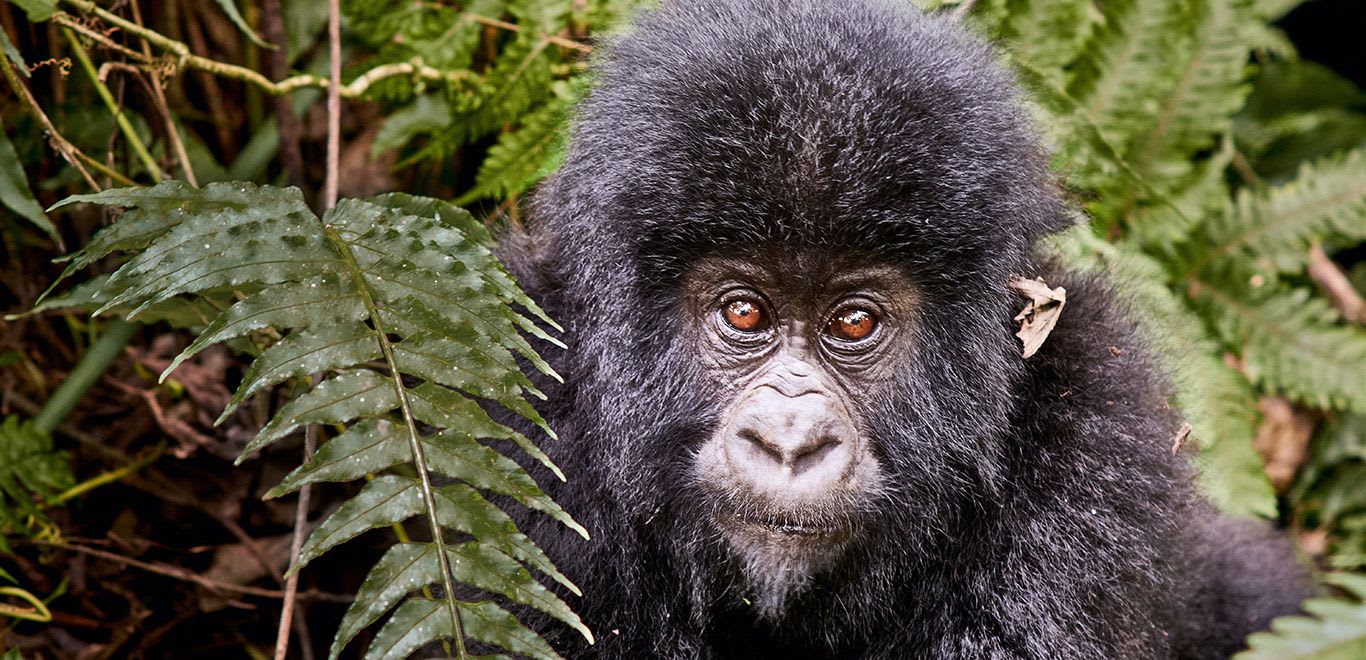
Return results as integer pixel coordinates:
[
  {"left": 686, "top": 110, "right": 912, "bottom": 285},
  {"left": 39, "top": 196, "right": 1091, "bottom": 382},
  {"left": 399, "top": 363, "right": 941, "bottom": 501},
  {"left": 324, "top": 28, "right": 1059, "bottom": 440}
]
[{"left": 723, "top": 508, "right": 853, "bottom": 545}]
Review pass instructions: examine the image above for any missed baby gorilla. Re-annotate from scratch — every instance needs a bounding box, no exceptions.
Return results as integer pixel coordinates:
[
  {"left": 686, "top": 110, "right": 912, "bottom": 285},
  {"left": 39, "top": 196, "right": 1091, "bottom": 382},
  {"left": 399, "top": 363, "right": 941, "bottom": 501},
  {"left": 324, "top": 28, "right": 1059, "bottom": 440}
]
[{"left": 499, "top": 0, "right": 1311, "bottom": 657}]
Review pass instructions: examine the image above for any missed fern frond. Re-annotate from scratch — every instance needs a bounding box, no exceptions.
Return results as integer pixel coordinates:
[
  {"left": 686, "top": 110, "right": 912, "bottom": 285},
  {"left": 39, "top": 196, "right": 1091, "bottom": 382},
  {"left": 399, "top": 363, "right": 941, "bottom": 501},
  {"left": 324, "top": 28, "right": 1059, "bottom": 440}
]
[
  {"left": 1189, "top": 272, "right": 1366, "bottom": 412},
  {"left": 1130, "top": 0, "right": 1254, "bottom": 172},
  {"left": 1128, "top": 135, "right": 1234, "bottom": 247},
  {"left": 43, "top": 181, "right": 586, "bottom": 659},
  {"left": 1237, "top": 573, "right": 1366, "bottom": 659},
  {"left": 458, "top": 81, "right": 579, "bottom": 204},
  {"left": 999, "top": 0, "right": 1094, "bottom": 84},
  {"left": 404, "top": 1, "right": 569, "bottom": 164},
  {"left": 1066, "top": 0, "right": 1196, "bottom": 152},
  {"left": 1195, "top": 148, "right": 1366, "bottom": 273}
]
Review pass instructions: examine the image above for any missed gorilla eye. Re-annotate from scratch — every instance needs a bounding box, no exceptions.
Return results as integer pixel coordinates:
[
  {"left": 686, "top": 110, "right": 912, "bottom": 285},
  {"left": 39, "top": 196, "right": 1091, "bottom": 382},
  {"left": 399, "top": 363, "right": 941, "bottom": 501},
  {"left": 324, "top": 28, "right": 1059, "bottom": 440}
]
[
  {"left": 722, "top": 298, "right": 768, "bottom": 332},
  {"left": 828, "top": 307, "right": 877, "bottom": 342}
]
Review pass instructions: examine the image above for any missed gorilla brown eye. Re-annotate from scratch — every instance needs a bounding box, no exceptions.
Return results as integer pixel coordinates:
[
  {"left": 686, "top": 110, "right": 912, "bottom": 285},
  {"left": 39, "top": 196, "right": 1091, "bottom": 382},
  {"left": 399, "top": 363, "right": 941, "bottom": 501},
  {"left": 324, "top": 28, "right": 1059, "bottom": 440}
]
[
  {"left": 828, "top": 307, "right": 877, "bottom": 341},
  {"left": 723, "top": 298, "right": 767, "bottom": 332}
]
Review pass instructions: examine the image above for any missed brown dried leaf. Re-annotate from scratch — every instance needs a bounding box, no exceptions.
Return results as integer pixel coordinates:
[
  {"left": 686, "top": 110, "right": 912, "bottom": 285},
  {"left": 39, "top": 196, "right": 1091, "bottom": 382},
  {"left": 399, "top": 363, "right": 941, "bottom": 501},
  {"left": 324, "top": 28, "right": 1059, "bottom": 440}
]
[
  {"left": 1171, "top": 422, "right": 1192, "bottom": 455},
  {"left": 1009, "top": 276, "right": 1067, "bottom": 359},
  {"left": 1253, "top": 396, "right": 1315, "bottom": 492},
  {"left": 197, "top": 533, "right": 294, "bottom": 612}
]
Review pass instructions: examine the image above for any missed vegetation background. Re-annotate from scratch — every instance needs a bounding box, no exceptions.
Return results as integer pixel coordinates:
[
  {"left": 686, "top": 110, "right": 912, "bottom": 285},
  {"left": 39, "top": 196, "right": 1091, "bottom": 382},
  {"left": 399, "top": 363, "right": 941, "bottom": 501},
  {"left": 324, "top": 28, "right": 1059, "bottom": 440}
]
[{"left": 0, "top": 0, "right": 1363, "bottom": 657}]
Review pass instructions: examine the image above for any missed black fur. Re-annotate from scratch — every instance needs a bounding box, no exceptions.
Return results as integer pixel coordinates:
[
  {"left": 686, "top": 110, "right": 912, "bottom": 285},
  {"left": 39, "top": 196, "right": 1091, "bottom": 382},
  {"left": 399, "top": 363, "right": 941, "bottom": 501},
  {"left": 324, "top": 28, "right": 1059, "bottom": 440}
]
[{"left": 497, "top": 1, "right": 1310, "bottom": 657}]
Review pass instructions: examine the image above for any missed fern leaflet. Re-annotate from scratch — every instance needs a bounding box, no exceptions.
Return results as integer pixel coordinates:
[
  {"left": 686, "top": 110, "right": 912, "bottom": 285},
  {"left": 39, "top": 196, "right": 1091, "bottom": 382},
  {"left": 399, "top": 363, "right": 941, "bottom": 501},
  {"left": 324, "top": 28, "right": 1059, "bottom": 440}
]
[{"left": 40, "top": 181, "right": 588, "bottom": 659}]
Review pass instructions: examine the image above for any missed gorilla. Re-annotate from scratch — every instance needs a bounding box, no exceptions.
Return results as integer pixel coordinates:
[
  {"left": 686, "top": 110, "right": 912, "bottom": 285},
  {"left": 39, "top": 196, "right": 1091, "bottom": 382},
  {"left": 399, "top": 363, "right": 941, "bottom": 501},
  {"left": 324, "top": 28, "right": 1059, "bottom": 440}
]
[{"left": 497, "top": 0, "right": 1310, "bottom": 657}]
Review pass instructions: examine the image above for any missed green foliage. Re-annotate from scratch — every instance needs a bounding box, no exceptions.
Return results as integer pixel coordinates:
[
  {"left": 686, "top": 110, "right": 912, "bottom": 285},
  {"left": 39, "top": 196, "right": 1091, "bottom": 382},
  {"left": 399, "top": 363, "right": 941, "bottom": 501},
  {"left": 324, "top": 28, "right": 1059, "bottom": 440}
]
[
  {"left": 0, "top": 115, "right": 58, "bottom": 244},
  {"left": 347, "top": 0, "right": 637, "bottom": 199},
  {"left": 457, "top": 80, "right": 582, "bottom": 205},
  {"left": 8, "top": 0, "right": 56, "bottom": 23},
  {"left": 0, "top": 416, "right": 75, "bottom": 552},
  {"left": 1295, "top": 415, "right": 1366, "bottom": 571},
  {"left": 41, "top": 182, "right": 585, "bottom": 658},
  {"left": 1238, "top": 573, "right": 1366, "bottom": 659},
  {"left": 964, "top": 0, "right": 1366, "bottom": 521}
]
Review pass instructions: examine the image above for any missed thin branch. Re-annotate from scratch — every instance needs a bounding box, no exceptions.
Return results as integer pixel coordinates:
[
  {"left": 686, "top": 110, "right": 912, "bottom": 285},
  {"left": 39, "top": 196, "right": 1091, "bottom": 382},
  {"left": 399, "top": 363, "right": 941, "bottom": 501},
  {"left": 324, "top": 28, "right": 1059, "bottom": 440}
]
[
  {"left": 42, "top": 541, "right": 353, "bottom": 604},
  {"left": 63, "top": 26, "right": 166, "bottom": 180},
  {"left": 129, "top": 0, "right": 196, "bottom": 186},
  {"left": 0, "top": 47, "right": 101, "bottom": 199},
  {"left": 261, "top": 0, "right": 305, "bottom": 189},
  {"left": 58, "top": 1, "right": 470, "bottom": 98},
  {"left": 1231, "top": 149, "right": 1263, "bottom": 188},
  {"left": 1308, "top": 243, "right": 1366, "bottom": 325},
  {"left": 53, "top": 13, "right": 148, "bottom": 62},
  {"left": 462, "top": 12, "right": 593, "bottom": 53},
  {"left": 323, "top": 0, "right": 341, "bottom": 210}
]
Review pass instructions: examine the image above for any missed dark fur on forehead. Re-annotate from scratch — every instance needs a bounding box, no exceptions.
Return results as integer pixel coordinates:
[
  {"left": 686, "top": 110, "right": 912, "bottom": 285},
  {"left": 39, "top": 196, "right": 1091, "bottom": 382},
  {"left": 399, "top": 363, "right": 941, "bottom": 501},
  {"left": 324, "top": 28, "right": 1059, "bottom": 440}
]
[{"left": 539, "top": 0, "right": 1069, "bottom": 286}]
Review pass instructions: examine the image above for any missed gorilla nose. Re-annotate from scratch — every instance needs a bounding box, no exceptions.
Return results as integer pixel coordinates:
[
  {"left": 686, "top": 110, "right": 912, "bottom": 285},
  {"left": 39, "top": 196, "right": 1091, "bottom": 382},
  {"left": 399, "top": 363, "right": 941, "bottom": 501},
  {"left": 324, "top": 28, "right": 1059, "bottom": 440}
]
[{"left": 725, "top": 388, "right": 857, "bottom": 498}]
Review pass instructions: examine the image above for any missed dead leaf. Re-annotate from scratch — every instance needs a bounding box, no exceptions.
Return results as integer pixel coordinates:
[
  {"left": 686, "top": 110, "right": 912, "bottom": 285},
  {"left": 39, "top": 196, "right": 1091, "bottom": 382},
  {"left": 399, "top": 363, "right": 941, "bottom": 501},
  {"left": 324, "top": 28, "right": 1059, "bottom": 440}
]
[
  {"left": 1170, "top": 422, "right": 1192, "bottom": 455},
  {"left": 1253, "top": 396, "right": 1315, "bottom": 492},
  {"left": 1009, "top": 275, "right": 1067, "bottom": 359},
  {"left": 197, "top": 534, "right": 295, "bottom": 612}
]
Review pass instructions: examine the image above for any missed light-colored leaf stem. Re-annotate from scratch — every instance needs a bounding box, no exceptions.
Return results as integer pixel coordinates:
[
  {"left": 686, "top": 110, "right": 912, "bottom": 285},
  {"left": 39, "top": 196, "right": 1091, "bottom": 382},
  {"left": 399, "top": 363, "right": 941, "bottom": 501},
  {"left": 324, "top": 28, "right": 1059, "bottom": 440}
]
[
  {"left": 322, "top": 221, "right": 471, "bottom": 656},
  {"left": 62, "top": 26, "right": 166, "bottom": 181},
  {"left": 59, "top": 0, "right": 470, "bottom": 99}
]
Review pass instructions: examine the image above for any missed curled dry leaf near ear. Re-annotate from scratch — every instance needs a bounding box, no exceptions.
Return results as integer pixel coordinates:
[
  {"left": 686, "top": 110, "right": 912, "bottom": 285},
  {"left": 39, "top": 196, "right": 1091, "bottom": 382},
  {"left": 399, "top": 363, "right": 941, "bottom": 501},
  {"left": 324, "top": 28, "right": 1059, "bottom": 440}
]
[{"left": 1009, "top": 276, "right": 1067, "bottom": 358}]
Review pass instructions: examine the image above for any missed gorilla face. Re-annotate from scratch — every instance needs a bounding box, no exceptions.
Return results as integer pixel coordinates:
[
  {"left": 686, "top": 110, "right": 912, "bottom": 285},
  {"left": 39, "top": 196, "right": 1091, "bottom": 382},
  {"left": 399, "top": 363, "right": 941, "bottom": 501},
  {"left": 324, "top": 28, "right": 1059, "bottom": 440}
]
[{"left": 682, "top": 250, "right": 917, "bottom": 613}]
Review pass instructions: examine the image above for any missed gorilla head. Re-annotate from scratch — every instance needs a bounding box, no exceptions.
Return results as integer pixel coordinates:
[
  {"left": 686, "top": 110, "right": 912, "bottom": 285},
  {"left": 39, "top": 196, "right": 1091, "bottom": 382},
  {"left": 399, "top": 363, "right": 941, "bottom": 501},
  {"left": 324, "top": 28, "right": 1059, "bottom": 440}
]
[
  {"left": 504, "top": 0, "right": 1308, "bottom": 656},
  {"left": 530, "top": 0, "right": 1060, "bottom": 611}
]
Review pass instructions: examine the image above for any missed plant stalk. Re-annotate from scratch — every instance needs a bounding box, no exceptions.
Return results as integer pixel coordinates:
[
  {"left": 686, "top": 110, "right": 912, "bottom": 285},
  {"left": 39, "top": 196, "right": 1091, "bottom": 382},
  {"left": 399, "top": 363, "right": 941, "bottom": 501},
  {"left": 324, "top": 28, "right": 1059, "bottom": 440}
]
[{"left": 32, "top": 319, "right": 138, "bottom": 435}]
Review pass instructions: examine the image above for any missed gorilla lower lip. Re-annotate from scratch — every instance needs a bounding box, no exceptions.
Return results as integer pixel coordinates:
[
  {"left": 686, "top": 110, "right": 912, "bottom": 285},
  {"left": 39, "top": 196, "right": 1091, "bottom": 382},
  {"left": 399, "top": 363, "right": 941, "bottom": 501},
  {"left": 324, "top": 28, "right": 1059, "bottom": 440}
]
[{"left": 730, "top": 511, "right": 848, "bottom": 541}]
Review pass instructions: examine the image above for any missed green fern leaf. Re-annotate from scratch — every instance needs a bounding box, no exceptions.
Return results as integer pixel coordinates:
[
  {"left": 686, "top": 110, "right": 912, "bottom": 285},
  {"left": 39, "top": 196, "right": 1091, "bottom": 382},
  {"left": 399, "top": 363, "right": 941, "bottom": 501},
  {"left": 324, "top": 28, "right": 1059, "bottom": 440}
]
[
  {"left": 1067, "top": 0, "right": 1196, "bottom": 151},
  {"left": 457, "top": 600, "right": 565, "bottom": 660},
  {"left": 369, "top": 598, "right": 562, "bottom": 660},
  {"left": 458, "top": 81, "right": 579, "bottom": 204},
  {"left": 420, "top": 2, "right": 565, "bottom": 157},
  {"left": 1000, "top": 0, "right": 1094, "bottom": 84},
  {"left": 1197, "top": 148, "right": 1366, "bottom": 272},
  {"left": 43, "top": 181, "right": 586, "bottom": 658},
  {"left": 423, "top": 429, "right": 586, "bottom": 538},
  {"left": 1191, "top": 275, "right": 1366, "bottom": 412},
  {"left": 1128, "top": 135, "right": 1234, "bottom": 247},
  {"left": 1237, "top": 574, "right": 1366, "bottom": 659},
  {"left": 295, "top": 475, "right": 578, "bottom": 594},
  {"left": 443, "top": 541, "right": 590, "bottom": 640},
  {"left": 269, "top": 419, "right": 411, "bottom": 494},
  {"left": 1130, "top": 0, "right": 1255, "bottom": 172},
  {"left": 367, "top": 597, "right": 463, "bottom": 660}
]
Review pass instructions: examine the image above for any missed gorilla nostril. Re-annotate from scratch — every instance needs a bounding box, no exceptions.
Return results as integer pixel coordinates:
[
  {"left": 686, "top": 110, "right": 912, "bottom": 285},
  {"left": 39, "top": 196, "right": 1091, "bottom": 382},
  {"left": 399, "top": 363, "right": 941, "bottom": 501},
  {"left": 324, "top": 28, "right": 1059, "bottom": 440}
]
[
  {"left": 791, "top": 437, "right": 841, "bottom": 474},
  {"left": 738, "top": 428, "right": 784, "bottom": 464}
]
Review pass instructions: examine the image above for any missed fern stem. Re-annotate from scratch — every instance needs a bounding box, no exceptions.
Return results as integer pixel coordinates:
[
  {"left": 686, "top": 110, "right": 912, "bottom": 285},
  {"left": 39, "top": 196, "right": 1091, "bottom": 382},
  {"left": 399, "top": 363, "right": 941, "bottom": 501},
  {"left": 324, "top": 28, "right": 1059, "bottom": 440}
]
[
  {"left": 32, "top": 319, "right": 138, "bottom": 435},
  {"left": 322, "top": 224, "right": 470, "bottom": 657},
  {"left": 63, "top": 27, "right": 166, "bottom": 181}
]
